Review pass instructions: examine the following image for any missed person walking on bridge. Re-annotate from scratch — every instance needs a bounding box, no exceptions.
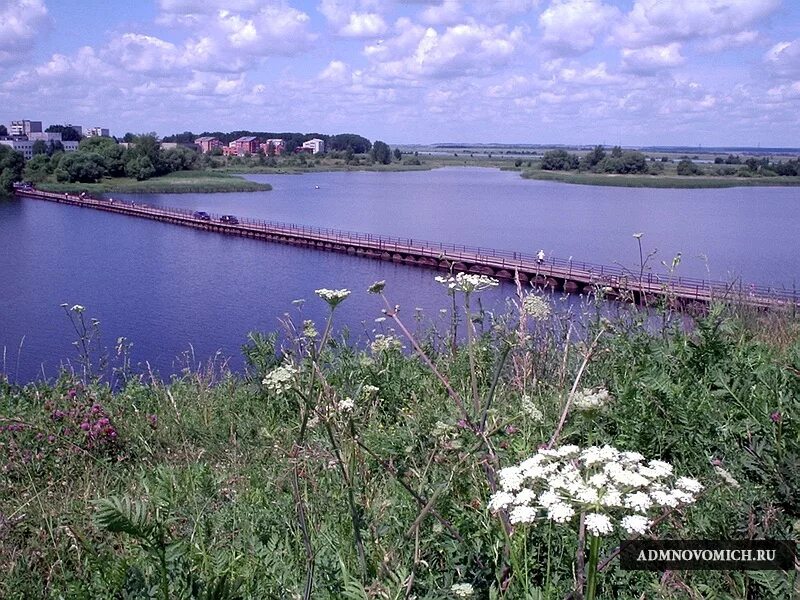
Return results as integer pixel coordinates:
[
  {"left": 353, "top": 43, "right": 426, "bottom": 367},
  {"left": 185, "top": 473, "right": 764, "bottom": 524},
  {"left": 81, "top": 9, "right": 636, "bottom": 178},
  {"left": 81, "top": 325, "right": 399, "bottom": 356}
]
[{"left": 537, "top": 249, "right": 545, "bottom": 264}]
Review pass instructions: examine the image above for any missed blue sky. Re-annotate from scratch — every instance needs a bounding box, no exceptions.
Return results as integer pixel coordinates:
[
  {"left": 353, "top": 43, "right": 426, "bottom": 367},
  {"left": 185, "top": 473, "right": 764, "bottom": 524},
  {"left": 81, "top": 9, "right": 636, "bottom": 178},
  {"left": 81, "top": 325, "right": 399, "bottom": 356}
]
[{"left": 2, "top": 0, "right": 799, "bottom": 146}]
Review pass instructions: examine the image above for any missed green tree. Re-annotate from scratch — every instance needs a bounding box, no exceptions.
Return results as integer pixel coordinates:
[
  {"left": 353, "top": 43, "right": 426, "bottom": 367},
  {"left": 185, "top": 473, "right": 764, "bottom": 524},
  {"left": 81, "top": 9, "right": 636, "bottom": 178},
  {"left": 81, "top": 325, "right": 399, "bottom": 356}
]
[
  {"left": 371, "top": 141, "right": 391, "bottom": 165},
  {"left": 125, "top": 135, "right": 165, "bottom": 177},
  {"left": 541, "top": 149, "right": 579, "bottom": 170},
  {"left": 583, "top": 145, "right": 606, "bottom": 169},
  {"left": 23, "top": 154, "right": 51, "bottom": 183},
  {"left": 329, "top": 133, "right": 371, "bottom": 154},
  {"left": 45, "top": 125, "right": 82, "bottom": 141},
  {"left": 48, "top": 140, "right": 64, "bottom": 156},
  {"left": 126, "top": 155, "right": 156, "bottom": 180},
  {"left": 610, "top": 145, "right": 623, "bottom": 158},
  {"left": 0, "top": 124, "right": 7, "bottom": 137},
  {"left": 677, "top": 159, "right": 703, "bottom": 176},
  {"left": 0, "top": 145, "right": 24, "bottom": 193},
  {"left": 393, "top": 148, "right": 402, "bottom": 161},
  {"left": 32, "top": 140, "right": 48, "bottom": 156},
  {"left": 56, "top": 152, "right": 108, "bottom": 183},
  {"left": 79, "top": 136, "right": 126, "bottom": 176},
  {"left": 162, "top": 147, "right": 198, "bottom": 172}
]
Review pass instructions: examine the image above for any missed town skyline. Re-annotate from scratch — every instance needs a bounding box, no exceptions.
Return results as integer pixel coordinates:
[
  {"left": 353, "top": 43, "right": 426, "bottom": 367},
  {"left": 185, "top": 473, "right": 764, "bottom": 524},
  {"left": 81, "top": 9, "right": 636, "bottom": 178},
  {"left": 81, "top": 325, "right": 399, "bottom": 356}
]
[{"left": 2, "top": 0, "right": 799, "bottom": 147}]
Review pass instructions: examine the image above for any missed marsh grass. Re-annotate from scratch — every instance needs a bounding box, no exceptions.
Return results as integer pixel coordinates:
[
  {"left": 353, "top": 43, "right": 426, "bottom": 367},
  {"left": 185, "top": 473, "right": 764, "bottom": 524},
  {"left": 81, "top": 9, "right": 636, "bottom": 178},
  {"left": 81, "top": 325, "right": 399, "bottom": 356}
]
[
  {"left": 0, "top": 283, "right": 798, "bottom": 599},
  {"left": 35, "top": 170, "right": 272, "bottom": 194}
]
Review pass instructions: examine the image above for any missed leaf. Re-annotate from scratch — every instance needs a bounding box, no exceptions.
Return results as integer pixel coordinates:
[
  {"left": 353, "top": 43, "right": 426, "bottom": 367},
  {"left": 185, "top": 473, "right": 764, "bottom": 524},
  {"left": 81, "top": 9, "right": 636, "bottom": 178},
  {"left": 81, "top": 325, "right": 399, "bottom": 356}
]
[{"left": 94, "top": 496, "right": 154, "bottom": 542}]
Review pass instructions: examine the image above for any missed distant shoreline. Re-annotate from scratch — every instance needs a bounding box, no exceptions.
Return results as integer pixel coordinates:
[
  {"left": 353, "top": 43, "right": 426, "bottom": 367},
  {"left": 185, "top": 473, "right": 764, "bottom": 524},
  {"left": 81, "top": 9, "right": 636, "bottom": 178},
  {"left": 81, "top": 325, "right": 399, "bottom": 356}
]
[
  {"left": 29, "top": 160, "right": 800, "bottom": 194},
  {"left": 520, "top": 169, "right": 800, "bottom": 188}
]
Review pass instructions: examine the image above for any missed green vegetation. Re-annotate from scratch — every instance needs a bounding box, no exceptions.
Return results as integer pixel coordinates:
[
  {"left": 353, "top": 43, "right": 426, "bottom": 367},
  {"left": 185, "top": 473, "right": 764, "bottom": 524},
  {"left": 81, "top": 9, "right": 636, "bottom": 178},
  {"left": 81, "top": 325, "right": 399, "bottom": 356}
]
[
  {"left": 529, "top": 145, "right": 800, "bottom": 187},
  {"left": 0, "top": 144, "right": 24, "bottom": 195},
  {"left": 522, "top": 169, "right": 800, "bottom": 188},
  {"left": 35, "top": 170, "right": 271, "bottom": 194},
  {"left": 1, "top": 283, "right": 798, "bottom": 598}
]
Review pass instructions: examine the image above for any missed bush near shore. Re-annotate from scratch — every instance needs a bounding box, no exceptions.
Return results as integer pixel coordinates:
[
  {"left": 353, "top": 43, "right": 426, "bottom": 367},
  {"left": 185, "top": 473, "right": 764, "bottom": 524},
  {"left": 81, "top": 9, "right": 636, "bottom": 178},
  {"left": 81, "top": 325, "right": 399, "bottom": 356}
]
[{"left": 1, "top": 280, "right": 798, "bottom": 599}]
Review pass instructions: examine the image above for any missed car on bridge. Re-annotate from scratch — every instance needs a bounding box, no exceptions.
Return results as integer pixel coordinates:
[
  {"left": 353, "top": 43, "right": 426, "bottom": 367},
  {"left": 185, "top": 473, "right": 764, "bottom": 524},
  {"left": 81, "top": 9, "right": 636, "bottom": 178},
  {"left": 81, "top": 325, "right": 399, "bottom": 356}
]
[
  {"left": 219, "top": 215, "right": 239, "bottom": 224},
  {"left": 193, "top": 211, "right": 211, "bottom": 221}
]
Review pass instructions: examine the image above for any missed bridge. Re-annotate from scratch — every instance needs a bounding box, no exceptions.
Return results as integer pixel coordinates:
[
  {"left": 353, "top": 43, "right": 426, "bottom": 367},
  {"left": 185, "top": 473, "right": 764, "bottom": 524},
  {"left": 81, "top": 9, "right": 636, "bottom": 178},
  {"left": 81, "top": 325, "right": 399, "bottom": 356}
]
[{"left": 14, "top": 187, "right": 799, "bottom": 309}]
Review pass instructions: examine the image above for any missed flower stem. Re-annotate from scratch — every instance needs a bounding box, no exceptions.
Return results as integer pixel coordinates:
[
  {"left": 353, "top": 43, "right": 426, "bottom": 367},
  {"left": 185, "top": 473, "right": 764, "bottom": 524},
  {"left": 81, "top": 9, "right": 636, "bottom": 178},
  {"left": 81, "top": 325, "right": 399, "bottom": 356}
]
[{"left": 585, "top": 535, "right": 601, "bottom": 600}]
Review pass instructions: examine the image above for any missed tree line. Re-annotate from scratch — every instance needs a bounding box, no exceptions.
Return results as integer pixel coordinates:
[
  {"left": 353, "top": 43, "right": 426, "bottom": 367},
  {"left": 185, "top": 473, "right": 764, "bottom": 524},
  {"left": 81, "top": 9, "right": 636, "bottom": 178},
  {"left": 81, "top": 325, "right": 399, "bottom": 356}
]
[
  {"left": 21, "top": 135, "right": 200, "bottom": 185},
  {"left": 540, "top": 146, "right": 650, "bottom": 174}
]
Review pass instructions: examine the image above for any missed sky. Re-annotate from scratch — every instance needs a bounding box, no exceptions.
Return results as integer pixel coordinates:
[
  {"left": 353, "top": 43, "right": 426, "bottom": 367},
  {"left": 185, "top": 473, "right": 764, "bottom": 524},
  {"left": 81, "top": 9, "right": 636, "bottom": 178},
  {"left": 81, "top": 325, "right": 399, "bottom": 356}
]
[{"left": 1, "top": 0, "right": 799, "bottom": 146}]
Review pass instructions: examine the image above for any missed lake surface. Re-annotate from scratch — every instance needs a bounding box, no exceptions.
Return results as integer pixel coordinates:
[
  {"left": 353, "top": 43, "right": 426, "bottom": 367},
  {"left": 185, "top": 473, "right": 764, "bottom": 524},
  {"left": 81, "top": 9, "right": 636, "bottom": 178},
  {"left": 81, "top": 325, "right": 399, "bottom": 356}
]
[{"left": 1, "top": 168, "right": 798, "bottom": 383}]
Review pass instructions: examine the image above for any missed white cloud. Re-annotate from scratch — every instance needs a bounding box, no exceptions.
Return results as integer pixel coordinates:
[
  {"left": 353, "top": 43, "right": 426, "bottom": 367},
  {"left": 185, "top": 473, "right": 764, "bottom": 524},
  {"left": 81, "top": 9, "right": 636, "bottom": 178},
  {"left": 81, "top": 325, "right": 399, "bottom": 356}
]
[
  {"left": 419, "top": 0, "right": 463, "bottom": 25},
  {"left": 614, "top": 0, "right": 780, "bottom": 48},
  {"left": 319, "top": 0, "right": 386, "bottom": 36},
  {"left": 765, "top": 39, "right": 800, "bottom": 77},
  {"left": 559, "top": 62, "right": 625, "bottom": 85},
  {"left": 538, "top": 0, "right": 620, "bottom": 55},
  {"left": 370, "top": 22, "right": 526, "bottom": 80},
  {"left": 0, "top": 0, "right": 50, "bottom": 66},
  {"left": 318, "top": 59, "right": 352, "bottom": 83},
  {"left": 340, "top": 13, "right": 388, "bottom": 37},
  {"left": 701, "top": 30, "right": 760, "bottom": 52},
  {"left": 622, "top": 43, "right": 686, "bottom": 73}
]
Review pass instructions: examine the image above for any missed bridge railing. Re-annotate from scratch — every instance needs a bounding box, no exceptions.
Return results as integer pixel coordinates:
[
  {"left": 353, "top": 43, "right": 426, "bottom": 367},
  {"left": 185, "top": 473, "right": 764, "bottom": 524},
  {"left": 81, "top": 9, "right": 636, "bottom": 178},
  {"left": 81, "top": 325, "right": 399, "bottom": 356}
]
[{"left": 18, "top": 189, "right": 800, "bottom": 303}]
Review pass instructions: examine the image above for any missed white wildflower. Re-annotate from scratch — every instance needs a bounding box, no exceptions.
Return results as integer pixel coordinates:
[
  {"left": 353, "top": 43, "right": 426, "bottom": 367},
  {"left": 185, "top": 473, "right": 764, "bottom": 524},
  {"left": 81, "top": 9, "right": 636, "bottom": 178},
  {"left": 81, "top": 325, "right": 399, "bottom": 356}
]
[
  {"left": 647, "top": 460, "right": 674, "bottom": 477},
  {"left": 520, "top": 395, "right": 544, "bottom": 422},
  {"left": 370, "top": 334, "right": 404, "bottom": 354},
  {"left": 362, "top": 384, "right": 379, "bottom": 397},
  {"left": 676, "top": 477, "right": 703, "bottom": 493},
  {"left": 573, "top": 388, "right": 613, "bottom": 411},
  {"left": 488, "top": 444, "right": 703, "bottom": 537},
  {"left": 650, "top": 490, "right": 679, "bottom": 508},
  {"left": 514, "top": 488, "right": 537, "bottom": 505},
  {"left": 262, "top": 363, "right": 298, "bottom": 396},
  {"left": 314, "top": 288, "right": 351, "bottom": 308},
  {"left": 547, "top": 502, "right": 575, "bottom": 523},
  {"left": 522, "top": 294, "right": 552, "bottom": 320},
  {"left": 585, "top": 512, "right": 613, "bottom": 536},
  {"left": 451, "top": 582, "right": 474, "bottom": 597},
  {"left": 488, "top": 491, "right": 515, "bottom": 511},
  {"left": 499, "top": 466, "right": 525, "bottom": 491},
  {"left": 436, "top": 272, "right": 499, "bottom": 294},
  {"left": 713, "top": 465, "right": 741, "bottom": 488},
  {"left": 624, "top": 492, "right": 653, "bottom": 513},
  {"left": 557, "top": 445, "right": 581, "bottom": 457},
  {"left": 302, "top": 320, "right": 318, "bottom": 339},
  {"left": 338, "top": 397, "right": 354, "bottom": 412},
  {"left": 509, "top": 505, "right": 538, "bottom": 524},
  {"left": 620, "top": 451, "right": 645, "bottom": 463},
  {"left": 70, "top": 304, "right": 85, "bottom": 313},
  {"left": 600, "top": 487, "right": 623, "bottom": 508},
  {"left": 538, "top": 490, "right": 560, "bottom": 507},
  {"left": 621, "top": 515, "right": 650, "bottom": 535}
]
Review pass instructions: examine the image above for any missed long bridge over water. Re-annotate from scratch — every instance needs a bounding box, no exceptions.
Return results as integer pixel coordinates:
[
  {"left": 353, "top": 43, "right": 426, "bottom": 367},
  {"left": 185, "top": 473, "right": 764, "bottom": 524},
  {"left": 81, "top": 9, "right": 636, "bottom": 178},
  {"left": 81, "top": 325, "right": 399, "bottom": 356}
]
[{"left": 14, "top": 187, "right": 799, "bottom": 309}]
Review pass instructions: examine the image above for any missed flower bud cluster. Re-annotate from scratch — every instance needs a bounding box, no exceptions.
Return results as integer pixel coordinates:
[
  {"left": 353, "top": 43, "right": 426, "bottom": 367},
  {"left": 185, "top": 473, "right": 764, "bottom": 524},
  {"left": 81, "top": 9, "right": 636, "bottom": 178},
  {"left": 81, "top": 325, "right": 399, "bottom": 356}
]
[
  {"left": 521, "top": 294, "right": 552, "bottom": 321},
  {"left": 370, "top": 334, "right": 404, "bottom": 354},
  {"left": 573, "top": 388, "right": 613, "bottom": 411}
]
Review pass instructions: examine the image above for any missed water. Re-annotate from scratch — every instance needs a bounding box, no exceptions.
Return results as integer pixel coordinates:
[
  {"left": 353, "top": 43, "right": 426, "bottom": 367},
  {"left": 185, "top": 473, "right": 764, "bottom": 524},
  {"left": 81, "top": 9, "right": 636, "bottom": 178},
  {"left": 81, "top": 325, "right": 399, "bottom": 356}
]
[{"left": 1, "top": 168, "right": 798, "bottom": 382}]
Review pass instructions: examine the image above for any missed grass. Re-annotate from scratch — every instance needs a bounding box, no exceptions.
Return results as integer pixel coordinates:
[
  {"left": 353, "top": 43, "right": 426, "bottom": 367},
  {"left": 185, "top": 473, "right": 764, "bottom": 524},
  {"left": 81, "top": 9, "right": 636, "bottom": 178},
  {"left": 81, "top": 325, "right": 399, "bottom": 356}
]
[
  {"left": 1, "top": 285, "right": 798, "bottom": 599},
  {"left": 35, "top": 170, "right": 272, "bottom": 194},
  {"left": 522, "top": 169, "right": 800, "bottom": 188}
]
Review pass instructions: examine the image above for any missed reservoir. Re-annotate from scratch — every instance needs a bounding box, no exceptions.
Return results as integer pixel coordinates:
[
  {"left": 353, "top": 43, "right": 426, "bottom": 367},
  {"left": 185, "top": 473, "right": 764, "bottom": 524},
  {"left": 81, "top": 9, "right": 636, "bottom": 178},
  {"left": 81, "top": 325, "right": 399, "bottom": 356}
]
[{"left": 2, "top": 168, "right": 798, "bottom": 382}]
